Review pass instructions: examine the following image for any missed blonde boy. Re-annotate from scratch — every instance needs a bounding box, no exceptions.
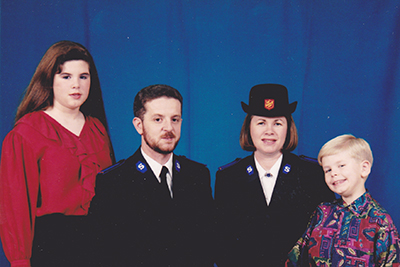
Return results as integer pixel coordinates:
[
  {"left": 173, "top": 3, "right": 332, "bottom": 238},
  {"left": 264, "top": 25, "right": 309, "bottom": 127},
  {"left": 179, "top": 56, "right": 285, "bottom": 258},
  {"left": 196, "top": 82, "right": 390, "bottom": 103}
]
[{"left": 286, "top": 134, "right": 400, "bottom": 266}]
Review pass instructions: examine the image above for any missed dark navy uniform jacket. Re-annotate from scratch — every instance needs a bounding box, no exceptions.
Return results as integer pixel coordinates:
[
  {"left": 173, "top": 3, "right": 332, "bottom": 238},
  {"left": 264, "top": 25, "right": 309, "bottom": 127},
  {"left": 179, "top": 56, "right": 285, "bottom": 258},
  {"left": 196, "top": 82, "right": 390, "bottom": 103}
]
[
  {"left": 214, "top": 152, "right": 335, "bottom": 267},
  {"left": 88, "top": 148, "right": 214, "bottom": 267}
]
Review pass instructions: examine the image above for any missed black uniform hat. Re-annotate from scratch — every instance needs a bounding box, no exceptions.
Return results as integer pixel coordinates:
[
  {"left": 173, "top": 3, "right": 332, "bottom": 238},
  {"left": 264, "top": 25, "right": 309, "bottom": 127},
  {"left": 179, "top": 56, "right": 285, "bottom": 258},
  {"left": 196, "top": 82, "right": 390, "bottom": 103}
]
[{"left": 241, "top": 84, "right": 297, "bottom": 117}]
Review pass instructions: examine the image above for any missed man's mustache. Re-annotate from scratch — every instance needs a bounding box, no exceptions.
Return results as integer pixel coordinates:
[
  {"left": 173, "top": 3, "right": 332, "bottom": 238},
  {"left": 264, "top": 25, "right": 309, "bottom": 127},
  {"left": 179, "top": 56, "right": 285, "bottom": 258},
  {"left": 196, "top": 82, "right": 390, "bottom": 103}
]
[{"left": 161, "top": 132, "right": 175, "bottom": 139}]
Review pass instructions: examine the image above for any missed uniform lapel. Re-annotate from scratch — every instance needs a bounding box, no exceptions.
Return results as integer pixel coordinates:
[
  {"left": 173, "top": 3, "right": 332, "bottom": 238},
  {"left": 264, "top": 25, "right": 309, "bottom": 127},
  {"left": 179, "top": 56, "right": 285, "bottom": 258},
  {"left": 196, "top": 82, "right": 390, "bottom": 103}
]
[
  {"left": 170, "top": 155, "right": 183, "bottom": 198},
  {"left": 242, "top": 155, "right": 268, "bottom": 206},
  {"left": 269, "top": 153, "right": 297, "bottom": 205},
  {"left": 130, "top": 149, "right": 163, "bottom": 199}
]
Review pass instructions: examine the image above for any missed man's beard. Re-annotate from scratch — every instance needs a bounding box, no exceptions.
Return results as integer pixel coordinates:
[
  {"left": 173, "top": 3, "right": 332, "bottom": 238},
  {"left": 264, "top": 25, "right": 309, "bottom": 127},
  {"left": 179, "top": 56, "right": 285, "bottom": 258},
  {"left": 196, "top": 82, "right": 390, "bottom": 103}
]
[{"left": 143, "top": 129, "right": 180, "bottom": 155}]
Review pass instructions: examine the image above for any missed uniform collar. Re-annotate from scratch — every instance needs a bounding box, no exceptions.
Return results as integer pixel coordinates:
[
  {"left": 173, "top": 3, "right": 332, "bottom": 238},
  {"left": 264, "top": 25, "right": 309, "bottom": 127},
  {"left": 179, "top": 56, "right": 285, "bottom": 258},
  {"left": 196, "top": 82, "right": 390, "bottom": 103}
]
[
  {"left": 254, "top": 154, "right": 283, "bottom": 179},
  {"left": 141, "top": 148, "right": 173, "bottom": 178}
]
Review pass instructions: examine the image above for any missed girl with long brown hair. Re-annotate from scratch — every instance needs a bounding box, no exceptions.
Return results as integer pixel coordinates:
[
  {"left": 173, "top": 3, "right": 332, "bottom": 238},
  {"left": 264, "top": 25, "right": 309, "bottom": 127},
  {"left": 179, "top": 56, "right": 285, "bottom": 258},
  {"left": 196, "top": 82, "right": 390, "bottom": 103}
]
[{"left": 0, "top": 40, "right": 113, "bottom": 266}]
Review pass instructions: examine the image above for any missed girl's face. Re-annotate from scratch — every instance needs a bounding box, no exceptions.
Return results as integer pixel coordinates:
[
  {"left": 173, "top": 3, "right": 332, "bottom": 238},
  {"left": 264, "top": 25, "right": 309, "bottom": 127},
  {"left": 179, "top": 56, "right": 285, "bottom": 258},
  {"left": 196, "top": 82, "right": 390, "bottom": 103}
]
[
  {"left": 52, "top": 60, "right": 90, "bottom": 112},
  {"left": 250, "top": 115, "right": 287, "bottom": 158}
]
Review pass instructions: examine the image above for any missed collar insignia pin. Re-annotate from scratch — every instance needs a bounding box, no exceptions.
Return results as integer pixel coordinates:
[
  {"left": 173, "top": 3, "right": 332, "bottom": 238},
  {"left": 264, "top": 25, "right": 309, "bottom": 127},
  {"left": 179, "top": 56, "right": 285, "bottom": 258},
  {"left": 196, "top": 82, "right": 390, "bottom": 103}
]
[
  {"left": 175, "top": 160, "right": 181, "bottom": 172},
  {"left": 246, "top": 165, "right": 254, "bottom": 175},
  {"left": 136, "top": 161, "right": 148, "bottom": 173},
  {"left": 283, "top": 164, "right": 291, "bottom": 174}
]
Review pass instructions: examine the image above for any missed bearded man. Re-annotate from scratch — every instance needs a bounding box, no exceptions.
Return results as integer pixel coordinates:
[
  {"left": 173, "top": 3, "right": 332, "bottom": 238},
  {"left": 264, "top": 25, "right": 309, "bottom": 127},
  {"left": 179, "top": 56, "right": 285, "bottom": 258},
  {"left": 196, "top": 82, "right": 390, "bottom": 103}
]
[{"left": 89, "top": 84, "right": 214, "bottom": 266}]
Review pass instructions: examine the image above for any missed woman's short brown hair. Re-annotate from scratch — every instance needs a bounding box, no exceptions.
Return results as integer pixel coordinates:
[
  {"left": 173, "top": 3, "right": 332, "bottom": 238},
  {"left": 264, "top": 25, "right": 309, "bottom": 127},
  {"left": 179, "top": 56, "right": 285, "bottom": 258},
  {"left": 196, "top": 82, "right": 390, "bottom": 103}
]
[{"left": 239, "top": 114, "right": 298, "bottom": 152}]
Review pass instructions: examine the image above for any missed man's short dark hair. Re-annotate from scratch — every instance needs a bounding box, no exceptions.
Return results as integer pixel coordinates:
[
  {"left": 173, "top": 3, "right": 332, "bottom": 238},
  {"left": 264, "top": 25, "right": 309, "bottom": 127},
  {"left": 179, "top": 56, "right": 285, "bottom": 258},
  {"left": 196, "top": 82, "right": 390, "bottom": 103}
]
[{"left": 133, "top": 84, "right": 183, "bottom": 119}]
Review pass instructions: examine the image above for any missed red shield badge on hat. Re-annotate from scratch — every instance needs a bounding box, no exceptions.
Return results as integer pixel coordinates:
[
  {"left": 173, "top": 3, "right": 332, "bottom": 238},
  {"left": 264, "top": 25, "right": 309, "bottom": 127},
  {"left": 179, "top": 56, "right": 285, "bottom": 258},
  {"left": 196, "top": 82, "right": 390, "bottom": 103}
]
[{"left": 265, "top": 99, "right": 274, "bottom": 110}]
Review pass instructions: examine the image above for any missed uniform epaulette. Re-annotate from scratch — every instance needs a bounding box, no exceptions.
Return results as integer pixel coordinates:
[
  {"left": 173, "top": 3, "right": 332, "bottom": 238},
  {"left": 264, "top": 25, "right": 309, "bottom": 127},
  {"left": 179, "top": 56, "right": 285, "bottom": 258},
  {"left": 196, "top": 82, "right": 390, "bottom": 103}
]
[
  {"left": 299, "top": 155, "right": 318, "bottom": 164},
  {"left": 98, "top": 159, "right": 126, "bottom": 174},
  {"left": 218, "top": 158, "right": 242, "bottom": 171},
  {"left": 175, "top": 155, "right": 207, "bottom": 167}
]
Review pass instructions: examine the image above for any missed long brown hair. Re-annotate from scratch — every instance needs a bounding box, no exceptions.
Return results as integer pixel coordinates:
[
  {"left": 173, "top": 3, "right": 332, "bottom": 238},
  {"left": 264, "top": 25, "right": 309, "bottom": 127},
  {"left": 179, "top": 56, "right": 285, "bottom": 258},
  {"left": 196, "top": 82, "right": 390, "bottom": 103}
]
[{"left": 15, "top": 40, "right": 109, "bottom": 130}]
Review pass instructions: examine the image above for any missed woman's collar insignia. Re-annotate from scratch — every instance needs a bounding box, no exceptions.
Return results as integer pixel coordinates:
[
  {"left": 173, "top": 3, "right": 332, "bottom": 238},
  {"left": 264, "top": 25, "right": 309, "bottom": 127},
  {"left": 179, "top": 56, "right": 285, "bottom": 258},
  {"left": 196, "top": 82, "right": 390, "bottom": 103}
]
[{"left": 283, "top": 164, "right": 291, "bottom": 174}]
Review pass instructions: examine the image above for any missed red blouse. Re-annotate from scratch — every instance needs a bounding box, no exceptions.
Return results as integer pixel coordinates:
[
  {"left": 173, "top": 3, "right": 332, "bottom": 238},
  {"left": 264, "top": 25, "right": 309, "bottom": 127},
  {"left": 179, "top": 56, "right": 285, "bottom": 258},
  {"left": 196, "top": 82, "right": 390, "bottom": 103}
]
[{"left": 0, "top": 111, "right": 113, "bottom": 267}]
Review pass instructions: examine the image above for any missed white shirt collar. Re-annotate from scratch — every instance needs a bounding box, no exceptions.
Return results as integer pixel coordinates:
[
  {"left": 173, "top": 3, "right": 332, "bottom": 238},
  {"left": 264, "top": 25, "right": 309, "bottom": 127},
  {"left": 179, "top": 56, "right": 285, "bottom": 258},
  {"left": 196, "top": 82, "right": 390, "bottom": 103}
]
[
  {"left": 141, "top": 148, "right": 173, "bottom": 180},
  {"left": 254, "top": 154, "right": 283, "bottom": 205},
  {"left": 254, "top": 154, "right": 283, "bottom": 178}
]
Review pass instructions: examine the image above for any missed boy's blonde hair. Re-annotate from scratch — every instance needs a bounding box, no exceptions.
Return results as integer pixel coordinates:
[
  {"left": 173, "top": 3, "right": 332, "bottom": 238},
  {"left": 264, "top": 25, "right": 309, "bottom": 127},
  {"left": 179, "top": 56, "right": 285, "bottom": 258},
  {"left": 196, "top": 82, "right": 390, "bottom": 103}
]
[{"left": 318, "top": 134, "right": 373, "bottom": 166}]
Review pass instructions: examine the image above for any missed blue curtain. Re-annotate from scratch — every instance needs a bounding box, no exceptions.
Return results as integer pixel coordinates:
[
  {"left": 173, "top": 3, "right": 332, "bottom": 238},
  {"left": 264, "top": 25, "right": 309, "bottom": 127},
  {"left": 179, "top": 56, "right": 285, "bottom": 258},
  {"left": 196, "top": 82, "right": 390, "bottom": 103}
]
[{"left": 1, "top": 1, "right": 399, "bottom": 265}]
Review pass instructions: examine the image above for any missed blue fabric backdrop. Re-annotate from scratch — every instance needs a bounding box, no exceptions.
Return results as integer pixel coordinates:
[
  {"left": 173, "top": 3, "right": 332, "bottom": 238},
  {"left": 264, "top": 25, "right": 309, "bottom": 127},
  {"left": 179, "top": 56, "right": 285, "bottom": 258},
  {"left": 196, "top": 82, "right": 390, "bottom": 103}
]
[{"left": 1, "top": 1, "right": 399, "bottom": 265}]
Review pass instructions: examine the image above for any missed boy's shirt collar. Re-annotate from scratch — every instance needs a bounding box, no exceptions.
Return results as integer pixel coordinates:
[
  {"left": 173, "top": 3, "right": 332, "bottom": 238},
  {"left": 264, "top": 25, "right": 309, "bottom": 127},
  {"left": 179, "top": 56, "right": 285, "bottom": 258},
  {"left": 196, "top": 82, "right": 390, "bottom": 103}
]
[{"left": 337, "top": 191, "right": 371, "bottom": 217}]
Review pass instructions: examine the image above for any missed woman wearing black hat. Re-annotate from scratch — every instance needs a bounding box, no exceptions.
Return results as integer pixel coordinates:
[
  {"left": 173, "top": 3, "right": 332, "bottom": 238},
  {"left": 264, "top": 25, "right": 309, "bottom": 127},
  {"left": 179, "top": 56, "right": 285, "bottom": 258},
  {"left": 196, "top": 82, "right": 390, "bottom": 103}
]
[{"left": 214, "top": 84, "right": 334, "bottom": 266}]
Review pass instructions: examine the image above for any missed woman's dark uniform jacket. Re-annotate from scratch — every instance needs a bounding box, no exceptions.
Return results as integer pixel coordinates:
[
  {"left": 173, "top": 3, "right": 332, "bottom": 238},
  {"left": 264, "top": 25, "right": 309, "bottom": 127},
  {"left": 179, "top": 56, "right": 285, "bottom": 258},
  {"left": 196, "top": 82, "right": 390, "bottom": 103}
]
[
  {"left": 88, "top": 148, "right": 214, "bottom": 266},
  {"left": 214, "top": 152, "right": 335, "bottom": 267}
]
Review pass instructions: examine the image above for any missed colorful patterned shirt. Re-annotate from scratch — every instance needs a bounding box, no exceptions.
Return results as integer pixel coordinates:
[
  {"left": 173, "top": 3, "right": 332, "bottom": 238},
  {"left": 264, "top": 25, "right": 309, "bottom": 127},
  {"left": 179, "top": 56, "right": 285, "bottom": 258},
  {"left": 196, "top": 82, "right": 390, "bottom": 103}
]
[{"left": 286, "top": 192, "right": 400, "bottom": 267}]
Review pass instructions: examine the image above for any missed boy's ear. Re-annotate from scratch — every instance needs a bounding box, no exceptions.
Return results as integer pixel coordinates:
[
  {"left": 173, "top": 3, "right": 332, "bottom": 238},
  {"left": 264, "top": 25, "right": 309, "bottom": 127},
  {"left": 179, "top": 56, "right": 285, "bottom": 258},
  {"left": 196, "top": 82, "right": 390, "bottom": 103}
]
[
  {"left": 360, "top": 160, "right": 371, "bottom": 179},
  {"left": 133, "top": 117, "right": 144, "bottom": 135}
]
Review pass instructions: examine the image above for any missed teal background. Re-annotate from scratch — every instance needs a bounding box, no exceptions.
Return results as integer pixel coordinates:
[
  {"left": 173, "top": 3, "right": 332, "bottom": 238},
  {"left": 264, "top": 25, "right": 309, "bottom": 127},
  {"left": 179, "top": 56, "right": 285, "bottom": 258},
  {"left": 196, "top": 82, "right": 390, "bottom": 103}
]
[{"left": 1, "top": 1, "right": 400, "bottom": 265}]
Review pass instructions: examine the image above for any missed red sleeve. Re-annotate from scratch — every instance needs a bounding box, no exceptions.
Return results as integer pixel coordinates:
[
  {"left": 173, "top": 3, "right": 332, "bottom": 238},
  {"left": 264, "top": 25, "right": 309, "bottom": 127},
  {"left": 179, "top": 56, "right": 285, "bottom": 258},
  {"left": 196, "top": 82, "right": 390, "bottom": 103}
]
[
  {"left": 0, "top": 131, "right": 40, "bottom": 267},
  {"left": 88, "top": 116, "right": 114, "bottom": 165}
]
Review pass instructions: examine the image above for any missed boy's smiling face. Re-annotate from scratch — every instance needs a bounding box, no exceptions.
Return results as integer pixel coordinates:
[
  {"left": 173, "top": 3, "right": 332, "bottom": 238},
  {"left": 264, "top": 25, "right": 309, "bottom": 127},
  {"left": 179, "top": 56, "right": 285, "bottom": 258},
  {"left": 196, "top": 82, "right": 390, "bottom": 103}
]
[{"left": 322, "top": 150, "right": 371, "bottom": 204}]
